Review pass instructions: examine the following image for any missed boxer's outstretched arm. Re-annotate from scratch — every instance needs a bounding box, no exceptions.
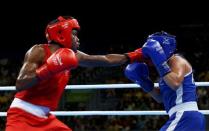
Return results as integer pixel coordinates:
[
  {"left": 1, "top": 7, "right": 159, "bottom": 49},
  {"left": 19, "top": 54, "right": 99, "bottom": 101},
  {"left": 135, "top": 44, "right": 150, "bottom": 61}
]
[
  {"left": 76, "top": 50, "right": 129, "bottom": 67},
  {"left": 16, "top": 45, "right": 44, "bottom": 91}
]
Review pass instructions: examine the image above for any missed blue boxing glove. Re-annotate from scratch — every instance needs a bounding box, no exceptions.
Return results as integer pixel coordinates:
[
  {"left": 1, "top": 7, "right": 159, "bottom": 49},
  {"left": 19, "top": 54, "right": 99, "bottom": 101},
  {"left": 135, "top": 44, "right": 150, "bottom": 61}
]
[
  {"left": 124, "top": 62, "right": 154, "bottom": 93},
  {"left": 142, "top": 39, "right": 171, "bottom": 77}
]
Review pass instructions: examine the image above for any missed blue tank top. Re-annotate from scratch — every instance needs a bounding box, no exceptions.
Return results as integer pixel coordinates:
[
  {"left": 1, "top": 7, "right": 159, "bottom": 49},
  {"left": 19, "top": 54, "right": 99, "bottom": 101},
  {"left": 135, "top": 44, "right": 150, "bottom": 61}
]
[{"left": 159, "top": 71, "right": 197, "bottom": 112}]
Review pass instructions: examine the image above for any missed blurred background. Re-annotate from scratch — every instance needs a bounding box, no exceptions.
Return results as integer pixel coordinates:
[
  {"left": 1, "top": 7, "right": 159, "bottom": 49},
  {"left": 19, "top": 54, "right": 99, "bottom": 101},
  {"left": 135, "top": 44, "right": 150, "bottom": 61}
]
[{"left": 0, "top": 2, "right": 209, "bottom": 130}]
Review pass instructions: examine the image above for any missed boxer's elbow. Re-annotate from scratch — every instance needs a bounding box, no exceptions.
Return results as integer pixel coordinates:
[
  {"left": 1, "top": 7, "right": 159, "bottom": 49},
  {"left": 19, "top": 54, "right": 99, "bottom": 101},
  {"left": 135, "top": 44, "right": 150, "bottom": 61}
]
[
  {"left": 164, "top": 74, "right": 183, "bottom": 90},
  {"left": 15, "top": 75, "right": 38, "bottom": 92},
  {"left": 149, "top": 89, "right": 163, "bottom": 103},
  {"left": 153, "top": 95, "right": 163, "bottom": 103},
  {"left": 15, "top": 79, "right": 25, "bottom": 92},
  {"left": 155, "top": 99, "right": 163, "bottom": 104},
  {"left": 172, "top": 81, "right": 182, "bottom": 89},
  {"left": 167, "top": 80, "right": 182, "bottom": 90},
  {"left": 15, "top": 78, "right": 29, "bottom": 92}
]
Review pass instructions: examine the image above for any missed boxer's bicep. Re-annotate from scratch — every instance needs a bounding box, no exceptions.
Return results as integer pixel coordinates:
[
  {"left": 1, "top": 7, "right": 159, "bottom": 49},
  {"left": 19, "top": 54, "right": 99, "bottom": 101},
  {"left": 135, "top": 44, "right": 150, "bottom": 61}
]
[{"left": 16, "top": 45, "right": 44, "bottom": 91}]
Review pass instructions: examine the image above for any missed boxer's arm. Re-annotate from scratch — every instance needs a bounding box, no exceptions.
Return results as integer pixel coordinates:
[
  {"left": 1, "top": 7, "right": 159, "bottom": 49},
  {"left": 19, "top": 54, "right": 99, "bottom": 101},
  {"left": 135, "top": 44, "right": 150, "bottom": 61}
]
[
  {"left": 163, "top": 56, "right": 186, "bottom": 90},
  {"left": 76, "top": 50, "right": 129, "bottom": 67},
  {"left": 16, "top": 45, "right": 44, "bottom": 91},
  {"left": 124, "top": 63, "right": 162, "bottom": 103},
  {"left": 148, "top": 88, "right": 163, "bottom": 103}
]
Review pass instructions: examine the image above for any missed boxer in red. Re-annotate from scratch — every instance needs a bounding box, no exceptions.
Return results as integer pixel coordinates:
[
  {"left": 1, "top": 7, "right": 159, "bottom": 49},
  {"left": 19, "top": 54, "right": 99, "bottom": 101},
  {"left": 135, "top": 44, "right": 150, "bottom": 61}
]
[{"left": 5, "top": 16, "right": 146, "bottom": 131}]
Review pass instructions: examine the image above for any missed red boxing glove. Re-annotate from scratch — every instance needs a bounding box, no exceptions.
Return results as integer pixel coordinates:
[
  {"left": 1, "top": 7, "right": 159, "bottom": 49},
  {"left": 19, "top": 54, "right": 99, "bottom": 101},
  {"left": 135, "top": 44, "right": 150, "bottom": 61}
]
[
  {"left": 126, "top": 48, "right": 144, "bottom": 63},
  {"left": 36, "top": 48, "right": 78, "bottom": 80},
  {"left": 126, "top": 48, "right": 153, "bottom": 66}
]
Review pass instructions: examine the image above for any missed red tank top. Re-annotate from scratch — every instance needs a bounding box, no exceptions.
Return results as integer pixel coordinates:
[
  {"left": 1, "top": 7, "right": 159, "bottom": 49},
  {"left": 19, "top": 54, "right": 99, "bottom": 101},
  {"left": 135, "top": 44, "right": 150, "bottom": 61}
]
[{"left": 15, "top": 44, "right": 71, "bottom": 111}]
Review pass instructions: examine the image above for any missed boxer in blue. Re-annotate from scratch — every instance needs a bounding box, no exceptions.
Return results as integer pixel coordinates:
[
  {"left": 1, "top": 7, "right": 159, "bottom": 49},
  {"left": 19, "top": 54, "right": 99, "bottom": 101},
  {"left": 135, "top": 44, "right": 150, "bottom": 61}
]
[{"left": 125, "top": 31, "right": 206, "bottom": 131}]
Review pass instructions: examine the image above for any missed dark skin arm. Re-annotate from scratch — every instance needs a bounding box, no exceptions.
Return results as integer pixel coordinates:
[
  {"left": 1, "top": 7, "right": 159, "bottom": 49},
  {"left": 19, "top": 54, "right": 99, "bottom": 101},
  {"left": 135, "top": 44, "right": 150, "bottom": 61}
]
[
  {"left": 72, "top": 29, "right": 134, "bottom": 67},
  {"left": 76, "top": 50, "right": 129, "bottom": 67},
  {"left": 16, "top": 45, "right": 44, "bottom": 91},
  {"left": 16, "top": 43, "right": 129, "bottom": 91}
]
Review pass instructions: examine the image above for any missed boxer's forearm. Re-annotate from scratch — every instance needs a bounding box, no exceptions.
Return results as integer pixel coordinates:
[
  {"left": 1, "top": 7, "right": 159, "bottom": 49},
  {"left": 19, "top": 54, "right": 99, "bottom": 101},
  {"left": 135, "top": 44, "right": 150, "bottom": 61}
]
[
  {"left": 78, "top": 54, "right": 129, "bottom": 67},
  {"left": 149, "top": 88, "right": 163, "bottom": 103},
  {"left": 16, "top": 73, "right": 39, "bottom": 92},
  {"left": 100, "top": 54, "right": 128, "bottom": 66}
]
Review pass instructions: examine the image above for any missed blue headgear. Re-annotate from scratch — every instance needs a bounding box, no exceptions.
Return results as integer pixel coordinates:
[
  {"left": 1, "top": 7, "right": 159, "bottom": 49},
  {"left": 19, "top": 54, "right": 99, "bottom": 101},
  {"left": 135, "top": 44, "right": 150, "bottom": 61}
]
[{"left": 147, "top": 31, "right": 176, "bottom": 59}]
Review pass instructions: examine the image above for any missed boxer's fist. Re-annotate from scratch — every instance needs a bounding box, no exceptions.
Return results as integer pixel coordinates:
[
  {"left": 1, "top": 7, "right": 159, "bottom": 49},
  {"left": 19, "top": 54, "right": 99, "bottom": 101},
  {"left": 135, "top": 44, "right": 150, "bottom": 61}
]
[
  {"left": 126, "top": 48, "right": 144, "bottom": 63},
  {"left": 142, "top": 40, "right": 171, "bottom": 77},
  {"left": 36, "top": 48, "right": 78, "bottom": 80},
  {"left": 125, "top": 62, "right": 154, "bottom": 93}
]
